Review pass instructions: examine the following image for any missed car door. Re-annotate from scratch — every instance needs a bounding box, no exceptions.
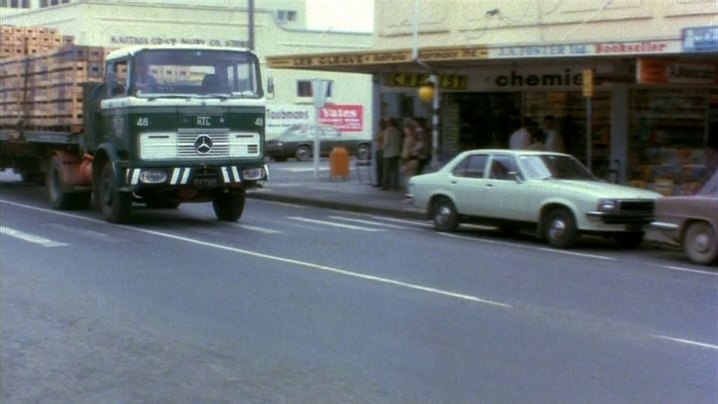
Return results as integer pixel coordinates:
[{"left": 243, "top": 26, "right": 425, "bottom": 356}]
[
  {"left": 320, "top": 126, "right": 343, "bottom": 154},
  {"left": 482, "top": 153, "right": 534, "bottom": 220},
  {"left": 449, "top": 153, "right": 490, "bottom": 216}
]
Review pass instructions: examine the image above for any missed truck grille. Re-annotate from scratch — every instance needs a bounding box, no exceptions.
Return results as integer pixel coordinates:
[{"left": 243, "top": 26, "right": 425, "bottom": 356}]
[{"left": 140, "top": 130, "right": 261, "bottom": 160}]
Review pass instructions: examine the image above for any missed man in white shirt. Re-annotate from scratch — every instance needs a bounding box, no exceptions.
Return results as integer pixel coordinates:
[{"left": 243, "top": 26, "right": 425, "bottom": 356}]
[
  {"left": 509, "top": 118, "right": 533, "bottom": 150},
  {"left": 543, "top": 115, "right": 565, "bottom": 152}
]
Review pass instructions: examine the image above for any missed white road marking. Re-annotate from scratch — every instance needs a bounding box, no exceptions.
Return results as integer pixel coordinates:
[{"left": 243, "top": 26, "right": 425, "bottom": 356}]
[
  {"left": 235, "top": 224, "right": 283, "bottom": 234},
  {"left": 665, "top": 265, "right": 718, "bottom": 276},
  {"left": 275, "top": 167, "right": 330, "bottom": 173},
  {"left": 0, "top": 226, "right": 69, "bottom": 247},
  {"left": 286, "top": 216, "right": 384, "bottom": 232},
  {"left": 0, "top": 200, "right": 510, "bottom": 309},
  {"left": 440, "top": 232, "right": 615, "bottom": 260},
  {"left": 329, "top": 216, "right": 416, "bottom": 230},
  {"left": 368, "top": 215, "right": 433, "bottom": 227},
  {"left": 251, "top": 198, "right": 305, "bottom": 209},
  {"left": 652, "top": 335, "right": 718, "bottom": 350}
]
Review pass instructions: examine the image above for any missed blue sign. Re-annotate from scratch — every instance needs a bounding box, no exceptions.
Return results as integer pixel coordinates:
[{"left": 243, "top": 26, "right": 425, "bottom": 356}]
[{"left": 682, "top": 26, "right": 718, "bottom": 53}]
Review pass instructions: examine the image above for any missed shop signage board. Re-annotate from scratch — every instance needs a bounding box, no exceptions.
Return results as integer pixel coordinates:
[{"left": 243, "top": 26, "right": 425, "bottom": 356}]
[
  {"left": 490, "top": 40, "right": 682, "bottom": 59},
  {"left": 319, "top": 104, "right": 364, "bottom": 132},
  {"left": 387, "top": 73, "right": 468, "bottom": 90},
  {"left": 637, "top": 59, "right": 718, "bottom": 85},
  {"left": 265, "top": 104, "right": 364, "bottom": 135},
  {"left": 682, "top": 26, "right": 718, "bottom": 53},
  {"left": 267, "top": 45, "right": 488, "bottom": 69}
]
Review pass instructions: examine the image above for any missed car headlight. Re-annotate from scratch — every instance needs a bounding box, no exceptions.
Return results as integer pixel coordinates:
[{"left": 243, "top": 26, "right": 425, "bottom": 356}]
[{"left": 597, "top": 199, "right": 618, "bottom": 212}]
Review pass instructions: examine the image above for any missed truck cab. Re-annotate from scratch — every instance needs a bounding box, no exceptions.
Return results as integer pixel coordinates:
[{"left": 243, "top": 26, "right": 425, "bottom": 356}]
[{"left": 84, "top": 46, "right": 268, "bottom": 222}]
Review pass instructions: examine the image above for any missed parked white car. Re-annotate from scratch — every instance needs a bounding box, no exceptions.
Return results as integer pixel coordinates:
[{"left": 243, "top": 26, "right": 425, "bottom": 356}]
[{"left": 407, "top": 150, "right": 661, "bottom": 248}]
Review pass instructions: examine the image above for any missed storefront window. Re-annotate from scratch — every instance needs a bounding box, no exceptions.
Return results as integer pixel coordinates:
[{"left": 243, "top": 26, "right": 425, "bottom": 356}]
[{"left": 627, "top": 88, "right": 712, "bottom": 195}]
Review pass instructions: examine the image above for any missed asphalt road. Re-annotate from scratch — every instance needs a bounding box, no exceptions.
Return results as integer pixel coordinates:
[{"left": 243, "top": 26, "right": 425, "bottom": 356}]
[{"left": 1, "top": 176, "right": 717, "bottom": 403}]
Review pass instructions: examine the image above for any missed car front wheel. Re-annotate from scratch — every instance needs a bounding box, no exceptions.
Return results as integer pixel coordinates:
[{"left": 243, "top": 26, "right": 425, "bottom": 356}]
[
  {"left": 544, "top": 207, "right": 578, "bottom": 248},
  {"left": 432, "top": 197, "right": 459, "bottom": 232},
  {"left": 683, "top": 221, "right": 718, "bottom": 265},
  {"left": 295, "top": 145, "right": 311, "bottom": 161}
]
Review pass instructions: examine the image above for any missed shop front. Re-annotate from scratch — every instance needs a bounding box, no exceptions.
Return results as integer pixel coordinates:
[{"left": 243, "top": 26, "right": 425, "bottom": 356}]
[{"left": 267, "top": 38, "right": 718, "bottom": 193}]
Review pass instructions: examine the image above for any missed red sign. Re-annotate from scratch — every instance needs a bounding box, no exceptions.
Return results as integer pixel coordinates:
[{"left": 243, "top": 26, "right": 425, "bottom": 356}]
[{"left": 319, "top": 104, "right": 364, "bottom": 132}]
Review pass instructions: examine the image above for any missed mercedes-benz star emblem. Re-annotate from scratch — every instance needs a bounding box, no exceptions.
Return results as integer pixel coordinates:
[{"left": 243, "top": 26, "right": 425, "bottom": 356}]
[{"left": 194, "top": 134, "right": 213, "bottom": 154}]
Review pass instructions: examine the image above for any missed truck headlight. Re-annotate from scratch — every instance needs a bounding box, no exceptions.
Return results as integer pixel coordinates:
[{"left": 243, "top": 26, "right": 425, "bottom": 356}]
[
  {"left": 242, "top": 167, "right": 265, "bottom": 181},
  {"left": 140, "top": 170, "right": 168, "bottom": 184},
  {"left": 597, "top": 199, "right": 618, "bottom": 212}
]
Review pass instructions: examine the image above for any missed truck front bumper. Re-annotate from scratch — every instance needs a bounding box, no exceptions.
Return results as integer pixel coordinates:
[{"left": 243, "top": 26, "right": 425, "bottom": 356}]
[{"left": 119, "top": 164, "right": 269, "bottom": 191}]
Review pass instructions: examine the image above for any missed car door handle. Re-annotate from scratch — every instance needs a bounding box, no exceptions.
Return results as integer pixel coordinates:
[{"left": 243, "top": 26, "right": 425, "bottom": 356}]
[{"left": 450, "top": 180, "right": 457, "bottom": 184}]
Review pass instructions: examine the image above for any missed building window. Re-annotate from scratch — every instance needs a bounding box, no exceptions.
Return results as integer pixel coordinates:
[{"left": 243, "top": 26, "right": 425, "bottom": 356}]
[
  {"left": 277, "top": 9, "right": 297, "bottom": 23},
  {"left": 2, "top": 0, "right": 29, "bottom": 7},
  {"left": 297, "top": 80, "right": 332, "bottom": 98}
]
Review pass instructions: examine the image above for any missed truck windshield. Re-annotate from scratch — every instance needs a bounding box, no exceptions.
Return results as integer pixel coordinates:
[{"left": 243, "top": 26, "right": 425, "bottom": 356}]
[{"left": 131, "top": 49, "right": 262, "bottom": 98}]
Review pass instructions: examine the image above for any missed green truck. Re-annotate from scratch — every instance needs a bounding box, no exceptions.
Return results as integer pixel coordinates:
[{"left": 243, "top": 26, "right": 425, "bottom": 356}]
[{"left": 0, "top": 45, "right": 268, "bottom": 223}]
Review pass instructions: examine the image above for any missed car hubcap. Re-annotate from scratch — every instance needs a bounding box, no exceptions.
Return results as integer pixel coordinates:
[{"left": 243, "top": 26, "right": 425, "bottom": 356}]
[
  {"left": 549, "top": 219, "right": 565, "bottom": 240},
  {"left": 436, "top": 205, "right": 450, "bottom": 225},
  {"left": 694, "top": 232, "right": 711, "bottom": 253}
]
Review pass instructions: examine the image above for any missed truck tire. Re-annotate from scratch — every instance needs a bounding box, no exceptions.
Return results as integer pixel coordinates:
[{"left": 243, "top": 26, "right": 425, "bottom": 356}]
[
  {"left": 212, "top": 190, "right": 246, "bottom": 221},
  {"left": 99, "top": 160, "right": 131, "bottom": 223},
  {"left": 47, "top": 156, "right": 90, "bottom": 210}
]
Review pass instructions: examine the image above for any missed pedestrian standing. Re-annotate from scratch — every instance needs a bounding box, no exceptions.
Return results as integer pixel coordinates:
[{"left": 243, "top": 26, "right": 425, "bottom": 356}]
[
  {"left": 373, "top": 118, "right": 387, "bottom": 187},
  {"left": 412, "top": 117, "right": 431, "bottom": 174},
  {"left": 542, "top": 115, "right": 565, "bottom": 153},
  {"left": 509, "top": 117, "right": 533, "bottom": 150},
  {"left": 381, "top": 117, "right": 402, "bottom": 190},
  {"left": 401, "top": 119, "right": 419, "bottom": 181}
]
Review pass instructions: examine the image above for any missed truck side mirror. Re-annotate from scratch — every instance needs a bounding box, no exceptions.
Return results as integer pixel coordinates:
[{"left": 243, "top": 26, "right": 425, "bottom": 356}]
[{"left": 266, "top": 76, "right": 275, "bottom": 99}]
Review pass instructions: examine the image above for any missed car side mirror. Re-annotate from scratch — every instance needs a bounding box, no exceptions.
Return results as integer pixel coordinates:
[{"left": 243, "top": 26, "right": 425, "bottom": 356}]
[{"left": 508, "top": 171, "right": 523, "bottom": 183}]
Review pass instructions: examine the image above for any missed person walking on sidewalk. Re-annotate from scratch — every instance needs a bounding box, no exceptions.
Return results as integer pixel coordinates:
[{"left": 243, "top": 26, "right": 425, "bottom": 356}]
[
  {"left": 382, "top": 117, "right": 402, "bottom": 190},
  {"left": 373, "top": 118, "right": 387, "bottom": 187}
]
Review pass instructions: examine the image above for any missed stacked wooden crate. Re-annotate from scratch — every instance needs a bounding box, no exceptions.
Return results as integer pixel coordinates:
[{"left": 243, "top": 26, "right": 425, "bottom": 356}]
[{"left": 1, "top": 25, "right": 109, "bottom": 133}]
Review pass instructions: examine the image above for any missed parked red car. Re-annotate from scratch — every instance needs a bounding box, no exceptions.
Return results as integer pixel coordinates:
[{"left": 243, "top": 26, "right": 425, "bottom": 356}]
[{"left": 651, "top": 171, "right": 718, "bottom": 266}]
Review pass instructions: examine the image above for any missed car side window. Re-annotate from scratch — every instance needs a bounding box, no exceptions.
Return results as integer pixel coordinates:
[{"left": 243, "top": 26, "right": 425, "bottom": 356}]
[
  {"left": 489, "top": 155, "right": 521, "bottom": 180},
  {"left": 453, "top": 154, "right": 488, "bottom": 178}
]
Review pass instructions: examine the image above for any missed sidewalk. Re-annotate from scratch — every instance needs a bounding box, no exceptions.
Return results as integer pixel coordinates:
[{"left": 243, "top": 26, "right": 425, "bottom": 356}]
[{"left": 248, "top": 160, "right": 677, "bottom": 247}]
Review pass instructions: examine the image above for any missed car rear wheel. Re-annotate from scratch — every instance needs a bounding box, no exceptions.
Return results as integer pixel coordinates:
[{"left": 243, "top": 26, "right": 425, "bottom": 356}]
[
  {"left": 613, "top": 231, "right": 644, "bottom": 249},
  {"left": 683, "top": 221, "right": 718, "bottom": 265},
  {"left": 544, "top": 207, "right": 578, "bottom": 248},
  {"left": 295, "top": 145, "right": 311, "bottom": 162},
  {"left": 432, "top": 197, "right": 459, "bottom": 232},
  {"left": 355, "top": 143, "right": 371, "bottom": 161}
]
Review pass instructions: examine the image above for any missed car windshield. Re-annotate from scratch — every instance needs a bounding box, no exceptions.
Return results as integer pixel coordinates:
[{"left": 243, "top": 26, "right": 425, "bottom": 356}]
[
  {"left": 131, "top": 49, "right": 262, "bottom": 98},
  {"left": 519, "top": 154, "right": 596, "bottom": 180}
]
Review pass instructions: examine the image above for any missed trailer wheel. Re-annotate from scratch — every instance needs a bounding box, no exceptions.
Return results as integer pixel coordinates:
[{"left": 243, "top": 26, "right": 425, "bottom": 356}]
[
  {"left": 212, "top": 189, "right": 246, "bottom": 221},
  {"left": 99, "top": 160, "right": 131, "bottom": 223},
  {"left": 47, "top": 156, "right": 89, "bottom": 210}
]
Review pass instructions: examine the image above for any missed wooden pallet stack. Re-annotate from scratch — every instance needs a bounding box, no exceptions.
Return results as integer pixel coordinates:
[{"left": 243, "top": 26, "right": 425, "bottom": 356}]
[{"left": 1, "top": 25, "right": 110, "bottom": 133}]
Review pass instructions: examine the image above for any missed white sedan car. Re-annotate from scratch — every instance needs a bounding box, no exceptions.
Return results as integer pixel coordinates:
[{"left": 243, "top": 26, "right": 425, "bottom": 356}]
[{"left": 407, "top": 150, "right": 661, "bottom": 248}]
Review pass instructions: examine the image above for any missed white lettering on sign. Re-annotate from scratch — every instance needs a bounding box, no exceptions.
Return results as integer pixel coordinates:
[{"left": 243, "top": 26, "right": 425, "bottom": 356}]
[
  {"left": 110, "top": 36, "right": 248, "bottom": 48},
  {"left": 197, "top": 116, "right": 211, "bottom": 126},
  {"left": 492, "top": 44, "right": 589, "bottom": 58}
]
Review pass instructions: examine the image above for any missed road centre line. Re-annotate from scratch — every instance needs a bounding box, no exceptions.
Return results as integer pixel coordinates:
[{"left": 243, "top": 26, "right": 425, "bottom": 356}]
[
  {"left": 286, "top": 216, "right": 384, "bottom": 231},
  {"left": 0, "top": 199, "right": 511, "bottom": 309},
  {"left": 651, "top": 335, "right": 718, "bottom": 350},
  {"left": 368, "top": 215, "right": 433, "bottom": 227},
  {"left": 440, "top": 232, "right": 615, "bottom": 261},
  {"left": 0, "top": 226, "right": 69, "bottom": 247}
]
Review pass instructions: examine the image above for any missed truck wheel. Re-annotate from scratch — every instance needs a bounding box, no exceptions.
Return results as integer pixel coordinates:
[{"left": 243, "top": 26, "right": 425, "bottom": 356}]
[
  {"left": 99, "top": 160, "right": 131, "bottom": 223},
  {"left": 47, "top": 156, "right": 83, "bottom": 209},
  {"left": 544, "top": 207, "right": 578, "bottom": 248},
  {"left": 212, "top": 190, "right": 246, "bottom": 221},
  {"left": 683, "top": 221, "right": 718, "bottom": 265}
]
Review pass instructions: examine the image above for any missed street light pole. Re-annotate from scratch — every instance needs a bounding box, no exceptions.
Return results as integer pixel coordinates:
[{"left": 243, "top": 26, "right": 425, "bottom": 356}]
[{"left": 248, "top": 0, "right": 255, "bottom": 50}]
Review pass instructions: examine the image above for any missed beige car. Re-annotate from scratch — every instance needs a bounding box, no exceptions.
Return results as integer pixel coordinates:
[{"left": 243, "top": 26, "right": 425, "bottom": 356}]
[{"left": 651, "top": 171, "right": 718, "bottom": 266}]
